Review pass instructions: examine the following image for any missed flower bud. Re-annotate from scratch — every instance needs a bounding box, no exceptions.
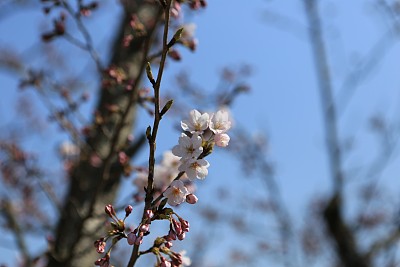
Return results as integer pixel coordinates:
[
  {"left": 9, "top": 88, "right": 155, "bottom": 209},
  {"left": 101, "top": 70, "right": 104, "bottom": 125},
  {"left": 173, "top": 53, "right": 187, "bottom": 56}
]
[
  {"left": 167, "top": 229, "right": 177, "bottom": 241},
  {"left": 177, "top": 232, "right": 186, "bottom": 240},
  {"left": 119, "top": 151, "right": 129, "bottom": 165},
  {"left": 165, "top": 241, "right": 173, "bottom": 248},
  {"left": 179, "top": 218, "right": 190, "bottom": 232},
  {"left": 185, "top": 194, "right": 198, "bottom": 204},
  {"left": 160, "top": 256, "right": 172, "bottom": 267},
  {"left": 145, "top": 209, "right": 154, "bottom": 219},
  {"left": 171, "top": 251, "right": 183, "bottom": 265},
  {"left": 172, "top": 219, "right": 182, "bottom": 236},
  {"left": 125, "top": 205, "right": 133, "bottom": 217},
  {"left": 127, "top": 232, "right": 136, "bottom": 245},
  {"left": 94, "top": 255, "right": 110, "bottom": 266},
  {"left": 105, "top": 204, "right": 116, "bottom": 218},
  {"left": 140, "top": 224, "right": 150, "bottom": 233},
  {"left": 94, "top": 238, "right": 106, "bottom": 254},
  {"left": 168, "top": 49, "right": 181, "bottom": 61}
]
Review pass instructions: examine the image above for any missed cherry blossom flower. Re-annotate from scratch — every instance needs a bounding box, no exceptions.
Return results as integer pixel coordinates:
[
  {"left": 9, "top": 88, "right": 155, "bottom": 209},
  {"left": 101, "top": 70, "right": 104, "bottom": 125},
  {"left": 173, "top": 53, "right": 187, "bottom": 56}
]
[
  {"left": 161, "top": 150, "right": 181, "bottom": 169},
  {"left": 172, "top": 133, "right": 203, "bottom": 159},
  {"left": 209, "top": 110, "right": 231, "bottom": 134},
  {"left": 134, "top": 151, "right": 189, "bottom": 194},
  {"left": 178, "top": 158, "right": 209, "bottom": 180},
  {"left": 214, "top": 133, "right": 230, "bottom": 147},
  {"left": 164, "top": 180, "right": 189, "bottom": 206},
  {"left": 181, "top": 109, "right": 209, "bottom": 133},
  {"left": 59, "top": 141, "right": 79, "bottom": 158},
  {"left": 179, "top": 250, "right": 192, "bottom": 266},
  {"left": 182, "top": 23, "right": 196, "bottom": 39}
]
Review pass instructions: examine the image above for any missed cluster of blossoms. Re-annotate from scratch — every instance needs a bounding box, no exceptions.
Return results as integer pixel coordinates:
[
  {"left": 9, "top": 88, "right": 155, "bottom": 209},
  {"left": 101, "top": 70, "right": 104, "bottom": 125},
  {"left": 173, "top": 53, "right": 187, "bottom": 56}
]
[
  {"left": 95, "top": 109, "right": 231, "bottom": 266},
  {"left": 133, "top": 151, "right": 196, "bottom": 201},
  {"left": 94, "top": 204, "right": 134, "bottom": 267},
  {"left": 163, "top": 109, "right": 232, "bottom": 206},
  {"left": 95, "top": 204, "right": 192, "bottom": 267}
]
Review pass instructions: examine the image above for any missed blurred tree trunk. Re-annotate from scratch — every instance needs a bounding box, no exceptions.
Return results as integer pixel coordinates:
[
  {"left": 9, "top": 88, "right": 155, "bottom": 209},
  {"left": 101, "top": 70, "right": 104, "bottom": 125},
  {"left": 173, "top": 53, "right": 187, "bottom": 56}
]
[{"left": 47, "top": 1, "right": 162, "bottom": 266}]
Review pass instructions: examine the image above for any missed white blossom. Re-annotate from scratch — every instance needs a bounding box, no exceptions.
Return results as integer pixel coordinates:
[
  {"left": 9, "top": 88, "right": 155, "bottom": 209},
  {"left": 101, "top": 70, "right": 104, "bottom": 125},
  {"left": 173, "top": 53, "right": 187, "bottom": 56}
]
[
  {"left": 59, "top": 141, "right": 79, "bottom": 158},
  {"left": 172, "top": 133, "right": 203, "bottom": 159},
  {"left": 161, "top": 150, "right": 180, "bottom": 169},
  {"left": 209, "top": 110, "right": 231, "bottom": 134},
  {"left": 164, "top": 180, "right": 189, "bottom": 206},
  {"left": 181, "top": 109, "right": 209, "bottom": 133},
  {"left": 179, "top": 250, "right": 192, "bottom": 266},
  {"left": 178, "top": 158, "right": 209, "bottom": 180},
  {"left": 182, "top": 23, "right": 196, "bottom": 39},
  {"left": 214, "top": 133, "right": 230, "bottom": 147}
]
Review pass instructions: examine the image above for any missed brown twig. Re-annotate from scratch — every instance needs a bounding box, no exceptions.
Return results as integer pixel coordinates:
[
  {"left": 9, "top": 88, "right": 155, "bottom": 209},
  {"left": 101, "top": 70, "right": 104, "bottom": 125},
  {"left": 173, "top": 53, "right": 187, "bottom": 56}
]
[{"left": 127, "top": 1, "right": 173, "bottom": 266}]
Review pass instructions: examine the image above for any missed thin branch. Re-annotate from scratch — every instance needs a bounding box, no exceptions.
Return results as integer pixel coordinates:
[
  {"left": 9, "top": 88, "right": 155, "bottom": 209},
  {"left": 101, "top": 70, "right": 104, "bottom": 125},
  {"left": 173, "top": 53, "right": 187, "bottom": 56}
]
[
  {"left": 365, "top": 226, "right": 400, "bottom": 260},
  {"left": 303, "top": 0, "right": 343, "bottom": 194},
  {"left": 127, "top": 1, "right": 172, "bottom": 266},
  {"left": 303, "top": 1, "right": 369, "bottom": 266},
  {"left": 1, "top": 199, "right": 33, "bottom": 267},
  {"left": 60, "top": 0, "right": 103, "bottom": 71}
]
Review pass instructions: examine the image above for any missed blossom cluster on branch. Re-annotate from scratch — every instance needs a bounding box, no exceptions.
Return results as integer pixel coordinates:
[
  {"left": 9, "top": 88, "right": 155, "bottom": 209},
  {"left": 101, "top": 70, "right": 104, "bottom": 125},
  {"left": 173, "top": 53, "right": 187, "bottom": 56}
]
[{"left": 93, "top": 108, "right": 231, "bottom": 267}]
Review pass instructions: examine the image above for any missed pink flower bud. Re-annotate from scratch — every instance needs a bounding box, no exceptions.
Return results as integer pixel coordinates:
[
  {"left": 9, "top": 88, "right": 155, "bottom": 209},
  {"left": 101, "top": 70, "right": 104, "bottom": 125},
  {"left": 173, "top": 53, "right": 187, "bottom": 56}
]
[
  {"left": 145, "top": 209, "right": 154, "bottom": 219},
  {"left": 160, "top": 256, "right": 172, "bottom": 267},
  {"left": 171, "top": 2, "right": 181, "bottom": 18},
  {"left": 167, "top": 229, "right": 177, "bottom": 241},
  {"left": 171, "top": 252, "right": 183, "bottom": 265},
  {"left": 127, "top": 232, "right": 136, "bottom": 245},
  {"left": 125, "top": 205, "right": 133, "bottom": 217},
  {"left": 172, "top": 219, "right": 182, "bottom": 236},
  {"left": 177, "top": 232, "right": 186, "bottom": 240},
  {"left": 94, "top": 238, "right": 106, "bottom": 254},
  {"left": 94, "top": 255, "right": 110, "bottom": 266},
  {"left": 123, "top": 34, "right": 133, "bottom": 47},
  {"left": 105, "top": 204, "right": 116, "bottom": 217},
  {"left": 119, "top": 151, "right": 128, "bottom": 165},
  {"left": 179, "top": 218, "right": 190, "bottom": 232},
  {"left": 187, "top": 38, "right": 198, "bottom": 51},
  {"left": 185, "top": 194, "right": 198, "bottom": 204},
  {"left": 165, "top": 241, "right": 173, "bottom": 248},
  {"left": 140, "top": 224, "right": 150, "bottom": 233},
  {"left": 168, "top": 49, "right": 181, "bottom": 61}
]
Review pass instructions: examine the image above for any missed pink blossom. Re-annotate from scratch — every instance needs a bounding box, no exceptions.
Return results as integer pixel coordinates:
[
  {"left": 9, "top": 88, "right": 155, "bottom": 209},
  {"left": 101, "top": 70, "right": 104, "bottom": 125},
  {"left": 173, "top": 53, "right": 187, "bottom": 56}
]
[
  {"left": 209, "top": 109, "right": 231, "bottom": 134},
  {"left": 178, "top": 158, "right": 209, "bottom": 180},
  {"left": 214, "top": 133, "right": 230, "bottom": 147},
  {"left": 172, "top": 133, "right": 203, "bottom": 160},
  {"left": 181, "top": 109, "right": 209, "bottom": 133},
  {"left": 164, "top": 180, "right": 189, "bottom": 206}
]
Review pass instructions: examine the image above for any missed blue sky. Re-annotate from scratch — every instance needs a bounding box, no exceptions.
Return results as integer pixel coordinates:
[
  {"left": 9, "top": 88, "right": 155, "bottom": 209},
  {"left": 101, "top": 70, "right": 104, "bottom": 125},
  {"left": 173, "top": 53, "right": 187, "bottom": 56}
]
[{"left": 1, "top": 0, "right": 400, "bottom": 266}]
